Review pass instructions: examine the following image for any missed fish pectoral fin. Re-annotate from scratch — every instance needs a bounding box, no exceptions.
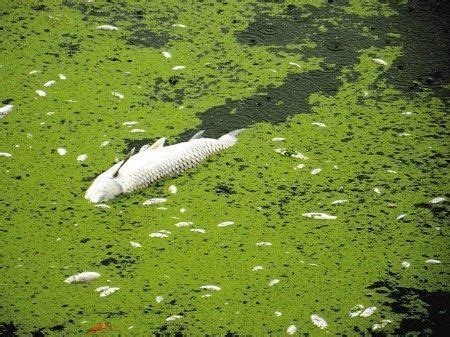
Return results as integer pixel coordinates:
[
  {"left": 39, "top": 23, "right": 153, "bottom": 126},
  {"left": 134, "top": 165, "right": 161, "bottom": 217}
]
[
  {"left": 112, "top": 147, "right": 135, "bottom": 177},
  {"left": 189, "top": 130, "right": 205, "bottom": 141}
]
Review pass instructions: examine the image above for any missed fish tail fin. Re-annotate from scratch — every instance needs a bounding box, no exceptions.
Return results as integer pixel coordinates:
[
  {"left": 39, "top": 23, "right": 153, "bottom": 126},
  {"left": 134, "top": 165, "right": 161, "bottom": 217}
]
[{"left": 218, "top": 128, "right": 246, "bottom": 146}]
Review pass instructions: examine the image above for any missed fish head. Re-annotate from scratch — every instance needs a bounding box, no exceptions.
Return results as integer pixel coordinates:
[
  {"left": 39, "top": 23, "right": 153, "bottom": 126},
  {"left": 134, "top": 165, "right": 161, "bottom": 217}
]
[{"left": 85, "top": 170, "right": 123, "bottom": 203}]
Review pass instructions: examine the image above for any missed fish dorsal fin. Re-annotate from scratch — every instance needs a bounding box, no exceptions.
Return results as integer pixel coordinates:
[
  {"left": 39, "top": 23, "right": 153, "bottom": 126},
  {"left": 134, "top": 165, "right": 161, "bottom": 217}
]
[
  {"left": 189, "top": 130, "right": 205, "bottom": 141},
  {"left": 139, "top": 137, "right": 166, "bottom": 153},
  {"left": 112, "top": 147, "right": 135, "bottom": 177}
]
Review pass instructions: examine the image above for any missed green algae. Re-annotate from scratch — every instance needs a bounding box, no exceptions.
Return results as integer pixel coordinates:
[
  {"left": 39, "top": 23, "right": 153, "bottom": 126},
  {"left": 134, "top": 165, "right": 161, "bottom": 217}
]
[{"left": 1, "top": 0, "right": 449, "bottom": 335}]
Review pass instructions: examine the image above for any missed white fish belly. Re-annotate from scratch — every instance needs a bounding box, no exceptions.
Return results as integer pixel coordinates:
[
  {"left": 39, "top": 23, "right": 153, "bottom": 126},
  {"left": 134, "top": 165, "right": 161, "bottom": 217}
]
[{"left": 116, "top": 139, "right": 228, "bottom": 193}]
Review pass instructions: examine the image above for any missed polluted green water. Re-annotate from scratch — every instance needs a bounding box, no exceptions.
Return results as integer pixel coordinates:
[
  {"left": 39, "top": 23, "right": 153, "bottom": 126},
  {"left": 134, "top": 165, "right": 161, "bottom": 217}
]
[{"left": 1, "top": 0, "right": 449, "bottom": 335}]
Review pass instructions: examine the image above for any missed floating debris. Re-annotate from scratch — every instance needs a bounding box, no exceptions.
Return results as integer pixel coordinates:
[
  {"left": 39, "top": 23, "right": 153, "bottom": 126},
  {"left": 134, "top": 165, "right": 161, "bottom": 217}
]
[
  {"left": 272, "top": 137, "right": 285, "bottom": 142},
  {"left": 217, "top": 221, "right": 234, "bottom": 227},
  {"left": 200, "top": 285, "right": 221, "bottom": 291},
  {"left": 201, "top": 293, "right": 212, "bottom": 298},
  {"left": 360, "top": 307, "right": 377, "bottom": 317},
  {"left": 130, "top": 241, "right": 141, "bottom": 248},
  {"left": 100, "top": 140, "right": 110, "bottom": 147},
  {"left": 168, "top": 185, "right": 177, "bottom": 194},
  {"left": 172, "top": 65, "right": 185, "bottom": 70},
  {"left": 268, "top": 279, "right": 280, "bottom": 286},
  {"left": 0, "top": 104, "right": 14, "bottom": 118},
  {"left": 96, "top": 25, "right": 119, "bottom": 31},
  {"left": 311, "top": 314, "right": 328, "bottom": 329},
  {"left": 143, "top": 198, "right": 167, "bottom": 205},
  {"left": 77, "top": 154, "right": 88, "bottom": 162},
  {"left": 274, "top": 148, "right": 287, "bottom": 155},
  {"left": 256, "top": 241, "right": 272, "bottom": 247},
  {"left": 289, "top": 62, "right": 301, "bottom": 68},
  {"left": 429, "top": 197, "right": 446, "bottom": 204},
  {"left": 294, "top": 164, "right": 305, "bottom": 170},
  {"left": 149, "top": 231, "right": 169, "bottom": 238},
  {"left": 156, "top": 295, "right": 164, "bottom": 303},
  {"left": 286, "top": 325, "right": 298, "bottom": 335},
  {"left": 130, "top": 129, "right": 146, "bottom": 133},
  {"left": 252, "top": 265, "right": 263, "bottom": 271},
  {"left": 43, "top": 80, "right": 56, "bottom": 87},
  {"left": 396, "top": 214, "right": 407, "bottom": 220},
  {"left": 112, "top": 91, "right": 124, "bottom": 99},
  {"left": 348, "top": 304, "right": 364, "bottom": 317},
  {"left": 311, "top": 168, "right": 322, "bottom": 175},
  {"left": 36, "top": 89, "right": 47, "bottom": 97},
  {"left": 122, "top": 121, "right": 138, "bottom": 126},
  {"left": 190, "top": 228, "right": 206, "bottom": 233},
  {"left": 372, "top": 58, "right": 388, "bottom": 66},
  {"left": 274, "top": 311, "right": 282, "bottom": 317},
  {"left": 166, "top": 315, "right": 183, "bottom": 321},
  {"left": 291, "top": 152, "right": 308, "bottom": 160},
  {"left": 425, "top": 259, "right": 441, "bottom": 264},
  {"left": 95, "top": 204, "right": 110, "bottom": 209},
  {"left": 302, "top": 213, "right": 336, "bottom": 220},
  {"left": 401, "top": 261, "right": 411, "bottom": 268},
  {"left": 95, "top": 286, "right": 120, "bottom": 297},
  {"left": 331, "top": 199, "right": 348, "bottom": 205},
  {"left": 0, "top": 152, "right": 12, "bottom": 157},
  {"left": 172, "top": 23, "right": 186, "bottom": 28},
  {"left": 175, "top": 221, "right": 193, "bottom": 227},
  {"left": 87, "top": 322, "right": 111, "bottom": 334},
  {"left": 162, "top": 51, "right": 172, "bottom": 58},
  {"left": 372, "top": 319, "right": 392, "bottom": 331},
  {"left": 311, "top": 122, "right": 326, "bottom": 128},
  {"left": 64, "top": 271, "right": 100, "bottom": 284},
  {"left": 57, "top": 147, "right": 67, "bottom": 156},
  {"left": 58, "top": 74, "right": 67, "bottom": 80}
]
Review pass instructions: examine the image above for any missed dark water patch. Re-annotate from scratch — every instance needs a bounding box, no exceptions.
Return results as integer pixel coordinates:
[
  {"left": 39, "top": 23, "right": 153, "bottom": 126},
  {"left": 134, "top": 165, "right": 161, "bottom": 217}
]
[
  {"left": 0, "top": 321, "right": 18, "bottom": 336},
  {"left": 126, "top": 24, "right": 169, "bottom": 49}
]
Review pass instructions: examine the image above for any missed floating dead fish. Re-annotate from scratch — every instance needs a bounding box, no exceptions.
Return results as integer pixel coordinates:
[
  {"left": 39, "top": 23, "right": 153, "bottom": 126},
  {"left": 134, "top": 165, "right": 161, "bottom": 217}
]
[
  {"left": 286, "top": 325, "right": 298, "bottom": 335},
  {"left": 143, "top": 198, "right": 167, "bottom": 205},
  {"left": 59, "top": 74, "right": 67, "bottom": 80},
  {"left": 294, "top": 164, "right": 305, "bottom": 170},
  {"left": 122, "top": 121, "right": 138, "bottom": 126},
  {"left": 172, "top": 23, "right": 186, "bottom": 28},
  {"left": 311, "top": 168, "right": 321, "bottom": 175},
  {"left": 175, "top": 221, "right": 193, "bottom": 227},
  {"left": 112, "top": 91, "right": 124, "bottom": 99},
  {"left": 302, "top": 213, "right": 336, "bottom": 220},
  {"left": 332, "top": 199, "right": 348, "bottom": 205},
  {"left": 57, "top": 147, "right": 67, "bottom": 156},
  {"left": 130, "top": 241, "right": 141, "bottom": 248},
  {"left": 311, "top": 122, "right": 326, "bottom": 128},
  {"left": 429, "top": 197, "right": 446, "bottom": 204},
  {"left": 0, "top": 152, "right": 12, "bottom": 157},
  {"left": 200, "top": 285, "right": 221, "bottom": 291},
  {"left": 402, "top": 261, "right": 410, "bottom": 268},
  {"left": 274, "top": 311, "right": 282, "bottom": 317},
  {"left": 77, "top": 154, "right": 88, "bottom": 162},
  {"left": 372, "top": 320, "right": 392, "bottom": 331},
  {"left": 372, "top": 58, "right": 388, "bottom": 66},
  {"left": 274, "top": 148, "right": 287, "bottom": 155},
  {"left": 386, "top": 169, "right": 397, "bottom": 174},
  {"left": 95, "top": 286, "right": 119, "bottom": 297},
  {"left": 425, "top": 259, "right": 441, "bottom": 264},
  {"left": 387, "top": 203, "right": 397, "bottom": 208},
  {"left": 396, "top": 214, "right": 407, "bottom": 220},
  {"left": 96, "top": 25, "right": 119, "bottom": 31},
  {"left": 291, "top": 152, "right": 308, "bottom": 160},
  {"left": 149, "top": 232, "right": 169, "bottom": 238},
  {"left": 348, "top": 304, "right": 364, "bottom": 317},
  {"left": 36, "top": 89, "right": 47, "bottom": 97},
  {"left": 252, "top": 265, "right": 263, "bottom": 271},
  {"left": 289, "top": 62, "right": 301, "bottom": 68},
  {"left": 130, "top": 129, "right": 146, "bottom": 133},
  {"left": 166, "top": 315, "right": 183, "bottom": 321},
  {"left": 201, "top": 293, "right": 212, "bottom": 298},
  {"left": 217, "top": 221, "right": 234, "bottom": 227},
  {"left": 0, "top": 104, "right": 14, "bottom": 118},
  {"left": 268, "top": 279, "right": 280, "bottom": 286},
  {"left": 190, "top": 228, "right": 206, "bottom": 233},
  {"left": 256, "top": 241, "right": 272, "bottom": 247},
  {"left": 180, "top": 208, "right": 186, "bottom": 213},
  {"left": 162, "top": 51, "right": 172, "bottom": 58},
  {"left": 311, "top": 314, "right": 328, "bottom": 329},
  {"left": 44, "top": 80, "right": 56, "bottom": 87},
  {"left": 360, "top": 307, "right": 377, "bottom": 317},
  {"left": 374, "top": 187, "right": 381, "bottom": 194},
  {"left": 272, "top": 137, "right": 285, "bottom": 142},
  {"left": 156, "top": 295, "right": 164, "bottom": 303},
  {"left": 64, "top": 271, "right": 100, "bottom": 284},
  {"left": 402, "top": 111, "right": 412, "bottom": 116},
  {"left": 29, "top": 70, "right": 40, "bottom": 74},
  {"left": 95, "top": 204, "right": 110, "bottom": 209},
  {"left": 172, "top": 65, "right": 185, "bottom": 70},
  {"left": 397, "top": 132, "right": 411, "bottom": 137},
  {"left": 100, "top": 141, "right": 110, "bottom": 147},
  {"left": 168, "top": 185, "right": 177, "bottom": 194}
]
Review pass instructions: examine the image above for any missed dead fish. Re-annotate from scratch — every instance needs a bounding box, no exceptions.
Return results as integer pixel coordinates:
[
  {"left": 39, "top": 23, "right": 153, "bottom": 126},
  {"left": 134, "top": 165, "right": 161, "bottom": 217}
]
[
  {"left": 190, "top": 228, "right": 206, "bottom": 233},
  {"left": 274, "top": 311, "right": 282, "bottom": 317},
  {"left": 268, "top": 279, "right": 280, "bottom": 286},
  {"left": 360, "top": 307, "right": 377, "bottom": 317},
  {"left": 302, "top": 213, "right": 336, "bottom": 220},
  {"left": 36, "top": 89, "right": 47, "bottom": 97},
  {"left": 429, "top": 197, "right": 446, "bottom": 204},
  {"left": 0, "top": 152, "right": 12, "bottom": 157},
  {"left": 311, "top": 122, "right": 326, "bottom": 127},
  {"left": 100, "top": 141, "right": 110, "bottom": 147},
  {"left": 156, "top": 295, "right": 164, "bottom": 303},
  {"left": 256, "top": 241, "right": 272, "bottom": 247},
  {"left": 130, "top": 241, "right": 141, "bottom": 248},
  {"left": 65, "top": 271, "right": 100, "bottom": 284},
  {"left": 96, "top": 25, "right": 119, "bottom": 31},
  {"left": 130, "top": 129, "right": 146, "bottom": 133},
  {"left": 149, "top": 232, "right": 169, "bottom": 238},
  {"left": 95, "top": 286, "right": 119, "bottom": 297},
  {"left": 0, "top": 104, "right": 14, "bottom": 118},
  {"left": 172, "top": 65, "right": 185, "bottom": 70},
  {"left": 372, "top": 58, "right": 388, "bottom": 66},
  {"left": 162, "top": 51, "right": 172, "bottom": 58},
  {"left": 58, "top": 74, "right": 67, "bottom": 80},
  {"left": 168, "top": 185, "right": 177, "bottom": 194},
  {"left": 294, "top": 164, "right": 305, "bottom": 170},
  {"left": 425, "top": 259, "right": 441, "bottom": 264},
  {"left": 331, "top": 199, "right": 348, "bottom": 205},
  {"left": 286, "top": 325, "right": 298, "bottom": 335},
  {"left": 289, "top": 62, "right": 301, "bottom": 68},
  {"left": 29, "top": 70, "right": 40, "bottom": 74},
  {"left": 85, "top": 129, "right": 245, "bottom": 203},
  {"left": 401, "top": 261, "right": 410, "bottom": 268},
  {"left": 123, "top": 121, "right": 138, "bottom": 126},
  {"left": 172, "top": 23, "right": 186, "bottom": 28},
  {"left": 291, "top": 152, "right": 308, "bottom": 160},
  {"left": 311, "top": 168, "right": 321, "bottom": 175},
  {"left": 311, "top": 314, "right": 328, "bottom": 329},
  {"left": 274, "top": 148, "right": 287, "bottom": 155},
  {"left": 57, "top": 147, "right": 67, "bottom": 156},
  {"left": 348, "top": 304, "right": 364, "bottom": 317},
  {"left": 95, "top": 204, "right": 110, "bottom": 209},
  {"left": 200, "top": 285, "right": 221, "bottom": 291},
  {"left": 77, "top": 154, "right": 88, "bottom": 162},
  {"left": 175, "top": 221, "right": 193, "bottom": 227},
  {"left": 166, "top": 315, "right": 183, "bottom": 321},
  {"left": 272, "top": 137, "right": 285, "bottom": 142},
  {"left": 396, "top": 214, "right": 407, "bottom": 220},
  {"left": 217, "top": 221, "right": 234, "bottom": 227},
  {"left": 372, "top": 319, "right": 392, "bottom": 331},
  {"left": 111, "top": 91, "right": 124, "bottom": 99},
  {"left": 374, "top": 187, "right": 381, "bottom": 194},
  {"left": 252, "top": 265, "right": 263, "bottom": 271},
  {"left": 143, "top": 198, "right": 167, "bottom": 205},
  {"left": 44, "top": 80, "right": 56, "bottom": 87}
]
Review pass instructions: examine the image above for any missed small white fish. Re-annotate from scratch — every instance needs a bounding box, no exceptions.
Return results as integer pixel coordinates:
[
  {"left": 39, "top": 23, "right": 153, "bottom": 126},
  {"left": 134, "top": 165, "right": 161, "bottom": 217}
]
[
  {"left": 112, "top": 91, "right": 124, "bottom": 99},
  {"left": 274, "top": 148, "right": 287, "bottom": 155},
  {"left": 217, "top": 221, "right": 234, "bottom": 227},
  {"left": 36, "top": 90, "right": 47, "bottom": 97},
  {"left": 57, "top": 147, "right": 67, "bottom": 156},
  {"left": 168, "top": 185, "right": 177, "bottom": 194},
  {"left": 172, "top": 23, "right": 186, "bottom": 28},
  {"left": 311, "top": 122, "right": 326, "bottom": 128},
  {"left": 190, "top": 228, "right": 206, "bottom": 233},
  {"left": 156, "top": 295, "right": 164, "bottom": 303},
  {"left": 122, "top": 121, "right": 138, "bottom": 126},
  {"left": 95, "top": 204, "right": 110, "bottom": 209},
  {"left": 360, "top": 307, "right": 377, "bottom": 317},
  {"left": 291, "top": 152, "right": 309, "bottom": 160},
  {"left": 77, "top": 154, "right": 88, "bottom": 162},
  {"left": 425, "top": 259, "right": 441, "bottom": 264},
  {"left": 200, "top": 285, "right": 221, "bottom": 291},
  {"left": 175, "top": 221, "right": 193, "bottom": 227},
  {"left": 302, "top": 213, "right": 336, "bottom": 220},
  {"left": 286, "top": 324, "right": 298, "bottom": 335},
  {"left": 64, "top": 271, "right": 100, "bottom": 284},
  {"left": 272, "top": 137, "right": 285, "bottom": 142},
  {"left": 149, "top": 232, "right": 169, "bottom": 238},
  {"left": 402, "top": 111, "right": 413, "bottom": 116},
  {"left": 29, "top": 70, "right": 40, "bottom": 74},
  {"left": 162, "top": 51, "right": 172, "bottom": 58},
  {"left": 372, "top": 319, "right": 392, "bottom": 331},
  {"left": 311, "top": 168, "right": 321, "bottom": 175},
  {"left": 43, "top": 80, "right": 56, "bottom": 87},
  {"left": 311, "top": 314, "right": 328, "bottom": 329},
  {"left": 398, "top": 132, "right": 411, "bottom": 137},
  {"left": 268, "top": 279, "right": 280, "bottom": 286},
  {"left": 252, "top": 265, "right": 263, "bottom": 271},
  {"left": 58, "top": 74, "right": 67, "bottom": 80},
  {"left": 46, "top": 111, "right": 55, "bottom": 115},
  {"left": 172, "top": 65, "right": 185, "bottom": 70},
  {"left": 332, "top": 199, "right": 348, "bottom": 205},
  {"left": 166, "top": 315, "right": 183, "bottom": 321},
  {"left": 396, "top": 214, "right": 407, "bottom": 220},
  {"left": 0, "top": 104, "right": 14, "bottom": 118},
  {"left": 374, "top": 187, "right": 381, "bottom": 194},
  {"left": 294, "top": 163, "right": 305, "bottom": 170},
  {"left": 386, "top": 169, "right": 397, "bottom": 174},
  {"left": 274, "top": 311, "right": 282, "bottom": 317},
  {"left": 402, "top": 261, "right": 410, "bottom": 268},
  {"left": 130, "top": 241, "right": 141, "bottom": 248},
  {"left": 201, "top": 293, "right": 212, "bottom": 298},
  {"left": 289, "top": 62, "right": 301, "bottom": 68},
  {"left": 96, "top": 286, "right": 120, "bottom": 297},
  {"left": 429, "top": 197, "right": 445, "bottom": 204},
  {"left": 372, "top": 58, "right": 388, "bottom": 66},
  {"left": 143, "top": 198, "right": 167, "bottom": 205},
  {"left": 96, "top": 25, "right": 119, "bottom": 31},
  {"left": 348, "top": 304, "right": 364, "bottom": 317},
  {"left": 256, "top": 241, "right": 272, "bottom": 247},
  {"left": 180, "top": 208, "right": 186, "bottom": 213},
  {"left": 100, "top": 140, "right": 110, "bottom": 147},
  {"left": 130, "top": 129, "right": 146, "bottom": 133},
  {"left": 0, "top": 152, "right": 12, "bottom": 157}
]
